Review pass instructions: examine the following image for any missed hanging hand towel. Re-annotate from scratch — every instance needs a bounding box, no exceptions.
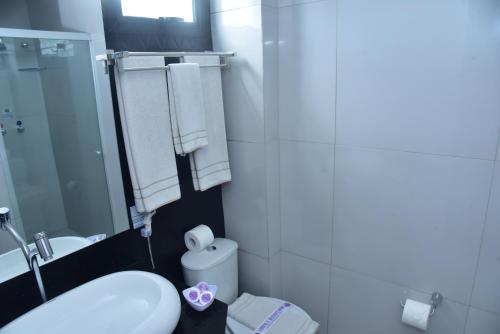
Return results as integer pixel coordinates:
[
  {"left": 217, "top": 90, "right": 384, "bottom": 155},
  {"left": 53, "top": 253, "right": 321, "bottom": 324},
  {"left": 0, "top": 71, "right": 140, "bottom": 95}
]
[
  {"left": 167, "top": 63, "right": 208, "bottom": 155},
  {"left": 114, "top": 56, "right": 181, "bottom": 212},
  {"left": 184, "top": 55, "right": 231, "bottom": 191}
]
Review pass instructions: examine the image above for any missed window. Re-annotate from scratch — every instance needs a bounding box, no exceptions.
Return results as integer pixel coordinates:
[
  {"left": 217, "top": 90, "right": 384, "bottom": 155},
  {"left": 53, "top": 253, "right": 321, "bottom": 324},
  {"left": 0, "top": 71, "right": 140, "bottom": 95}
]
[{"left": 121, "top": 0, "right": 194, "bottom": 22}]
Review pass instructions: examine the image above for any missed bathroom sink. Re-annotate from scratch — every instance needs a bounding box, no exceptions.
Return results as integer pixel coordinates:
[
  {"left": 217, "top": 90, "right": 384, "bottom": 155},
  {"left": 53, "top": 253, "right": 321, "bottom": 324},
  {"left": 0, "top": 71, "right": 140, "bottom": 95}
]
[
  {"left": 0, "top": 271, "right": 181, "bottom": 334},
  {"left": 0, "top": 236, "right": 92, "bottom": 283}
]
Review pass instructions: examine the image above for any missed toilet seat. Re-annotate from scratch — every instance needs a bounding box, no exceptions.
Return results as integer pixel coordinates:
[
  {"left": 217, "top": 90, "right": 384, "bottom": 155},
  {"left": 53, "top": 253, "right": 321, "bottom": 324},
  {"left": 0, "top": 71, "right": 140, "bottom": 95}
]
[{"left": 226, "top": 296, "right": 315, "bottom": 334}]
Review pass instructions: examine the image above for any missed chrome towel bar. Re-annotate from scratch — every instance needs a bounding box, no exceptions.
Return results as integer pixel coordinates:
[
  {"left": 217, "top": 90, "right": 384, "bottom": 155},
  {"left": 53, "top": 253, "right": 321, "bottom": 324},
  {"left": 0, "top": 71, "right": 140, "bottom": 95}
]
[{"left": 96, "top": 50, "right": 236, "bottom": 73}]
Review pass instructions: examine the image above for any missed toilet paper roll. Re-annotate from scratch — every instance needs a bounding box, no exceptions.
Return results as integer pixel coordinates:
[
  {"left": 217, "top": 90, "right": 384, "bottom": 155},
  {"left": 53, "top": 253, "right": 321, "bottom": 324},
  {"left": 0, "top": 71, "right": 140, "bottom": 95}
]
[
  {"left": 184, "top": 225, "right": 214, "bottom": 252},
  {"left": 401, "top": 299, "right": 431, "bottom": 331}
]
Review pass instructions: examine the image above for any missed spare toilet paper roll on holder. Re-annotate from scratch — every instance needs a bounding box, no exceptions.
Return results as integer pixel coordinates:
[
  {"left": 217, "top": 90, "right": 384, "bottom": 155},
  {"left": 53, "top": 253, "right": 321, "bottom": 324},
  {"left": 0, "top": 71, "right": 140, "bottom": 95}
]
[{"left": 400, "top": 292, "right": 443, "bottom": 317}]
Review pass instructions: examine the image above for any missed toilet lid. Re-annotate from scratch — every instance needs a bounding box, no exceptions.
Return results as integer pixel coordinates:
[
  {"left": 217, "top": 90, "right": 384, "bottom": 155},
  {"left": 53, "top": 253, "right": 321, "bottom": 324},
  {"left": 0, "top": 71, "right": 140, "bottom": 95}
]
[{"left": 226, "top": 296, "right": 311, "bottom": 334}]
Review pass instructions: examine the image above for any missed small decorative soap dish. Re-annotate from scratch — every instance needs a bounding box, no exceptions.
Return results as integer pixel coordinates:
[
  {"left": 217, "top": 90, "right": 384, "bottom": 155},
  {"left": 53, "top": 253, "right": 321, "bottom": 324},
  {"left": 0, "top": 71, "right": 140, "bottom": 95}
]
[{"left": 182, "top": 283, "right": 217, "bottom": 312}]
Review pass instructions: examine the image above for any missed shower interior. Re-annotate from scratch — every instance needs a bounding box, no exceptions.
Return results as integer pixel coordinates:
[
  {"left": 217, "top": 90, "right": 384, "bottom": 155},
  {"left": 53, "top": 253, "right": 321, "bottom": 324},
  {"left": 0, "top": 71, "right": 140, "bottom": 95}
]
[{"left": 0, "top": 30, "right": 117, "bottom": 252}]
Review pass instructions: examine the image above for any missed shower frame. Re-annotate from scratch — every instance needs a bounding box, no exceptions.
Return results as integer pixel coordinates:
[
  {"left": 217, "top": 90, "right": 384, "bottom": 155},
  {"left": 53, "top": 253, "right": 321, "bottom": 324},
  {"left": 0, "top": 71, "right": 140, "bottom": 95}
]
[{"left": 0, "top": 28, "right": 129, "bottom": 235}]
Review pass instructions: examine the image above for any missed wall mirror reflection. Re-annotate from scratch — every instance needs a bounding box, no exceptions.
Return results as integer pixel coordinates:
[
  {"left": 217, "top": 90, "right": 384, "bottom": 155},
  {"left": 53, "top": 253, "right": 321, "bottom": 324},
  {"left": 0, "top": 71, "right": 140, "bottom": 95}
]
[{"left": 0, "top": 30, "right": 128, "bottom": 284}]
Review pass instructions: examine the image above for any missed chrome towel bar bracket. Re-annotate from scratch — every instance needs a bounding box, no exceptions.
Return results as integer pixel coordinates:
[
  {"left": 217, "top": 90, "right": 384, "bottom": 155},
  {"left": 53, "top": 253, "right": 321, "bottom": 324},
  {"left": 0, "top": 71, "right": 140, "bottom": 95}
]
[{"left": 96, "top": 50, "right": 236, "bottom": 74}]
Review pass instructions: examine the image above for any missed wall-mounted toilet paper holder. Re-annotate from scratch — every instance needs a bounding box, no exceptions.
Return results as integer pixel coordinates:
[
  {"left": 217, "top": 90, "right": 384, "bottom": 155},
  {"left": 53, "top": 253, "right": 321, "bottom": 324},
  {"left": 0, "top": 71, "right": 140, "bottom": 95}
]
[{"left": 400, "top": 292, "right": 443, "bottom": 316}]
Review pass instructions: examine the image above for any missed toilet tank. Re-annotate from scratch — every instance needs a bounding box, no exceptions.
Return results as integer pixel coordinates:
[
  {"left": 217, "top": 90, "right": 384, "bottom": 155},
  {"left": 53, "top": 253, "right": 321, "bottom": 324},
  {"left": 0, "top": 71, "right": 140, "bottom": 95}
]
[{"left": 181, "top": 238, "right": 238, "bottom": 304}]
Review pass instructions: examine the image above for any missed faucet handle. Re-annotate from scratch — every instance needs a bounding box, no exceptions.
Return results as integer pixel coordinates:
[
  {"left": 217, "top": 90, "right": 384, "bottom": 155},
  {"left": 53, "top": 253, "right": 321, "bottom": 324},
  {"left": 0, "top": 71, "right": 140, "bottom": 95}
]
[
  {"left": 33, "top": 232, "right": 54, "bottom": 261},
  {"left": 0, "top": 207, "right": 10, "bottom": 225}
]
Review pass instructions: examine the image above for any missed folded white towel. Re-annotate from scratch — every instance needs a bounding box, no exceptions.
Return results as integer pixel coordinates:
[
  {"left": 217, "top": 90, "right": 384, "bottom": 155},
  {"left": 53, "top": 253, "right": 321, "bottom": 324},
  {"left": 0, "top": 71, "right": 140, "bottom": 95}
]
[
  {"left": 228, "top": 293, "right": 319, "bottom": 334},
  {"left": 114, "top": 56, "right": 181, "bottom": 212},
  {"left": 184, "top": 55, "right": 231, "bottom": 191},
  {"left": 167, "top": 63, "right": 208, "bottom": 155}
]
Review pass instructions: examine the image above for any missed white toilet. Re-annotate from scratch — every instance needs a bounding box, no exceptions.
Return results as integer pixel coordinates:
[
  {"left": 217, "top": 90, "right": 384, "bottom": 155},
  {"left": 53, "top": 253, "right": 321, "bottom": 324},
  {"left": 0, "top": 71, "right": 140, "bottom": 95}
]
[{"left": 181, "top": 238, "right": 319, "bottom": 334}]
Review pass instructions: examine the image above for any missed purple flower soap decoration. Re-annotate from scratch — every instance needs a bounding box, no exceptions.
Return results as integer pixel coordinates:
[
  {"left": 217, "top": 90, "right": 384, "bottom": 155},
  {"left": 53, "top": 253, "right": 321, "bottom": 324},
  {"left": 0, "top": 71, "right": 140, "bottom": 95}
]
[
  {"left": 182, "top": 282, "right": 218, "bottom": 311},
  {"left": 199, "top": 290, "right": 214, "bottom": 306},
  {"left": 196, "top": 281, "right": 209, "bottom": 292},
  {"left": 186, "top": 287, "right": 201, "bottom": 303}
]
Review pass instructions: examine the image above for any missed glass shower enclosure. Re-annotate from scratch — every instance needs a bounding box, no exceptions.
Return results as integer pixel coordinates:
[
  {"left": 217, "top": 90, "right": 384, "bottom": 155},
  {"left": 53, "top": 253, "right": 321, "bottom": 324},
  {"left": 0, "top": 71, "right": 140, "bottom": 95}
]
[{"left": 0, "top": 29, "right": 127, "bottom": 253}]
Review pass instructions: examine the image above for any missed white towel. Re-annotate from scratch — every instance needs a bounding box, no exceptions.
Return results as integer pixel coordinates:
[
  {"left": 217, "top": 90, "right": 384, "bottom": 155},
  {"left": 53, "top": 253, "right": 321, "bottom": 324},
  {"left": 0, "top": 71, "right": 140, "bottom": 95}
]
[
  {"left": 167, "top": 63, "right": 208, "bottom": 155},
  {"left": 184, "top": 56, "right": 231, "bottom": 191},
  {"left": 114, "top": 56, "right": 181, "bottom": 213},
  {"left": 228, "top": 293, "right": 319, "bottom": 334}
]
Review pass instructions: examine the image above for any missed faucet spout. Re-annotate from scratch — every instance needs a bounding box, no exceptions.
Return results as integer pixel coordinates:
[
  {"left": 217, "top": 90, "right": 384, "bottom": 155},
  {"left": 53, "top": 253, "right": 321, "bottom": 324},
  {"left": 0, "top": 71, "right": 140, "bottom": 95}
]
[
  {"left": 1, "top": 207, "right": 54, "bottom": 302},
  {"left": 0, "top": 207, "right": 31, "bottom": 265},
  {"left": 30, "top": 250, "right": 48, "bottom": 302}
]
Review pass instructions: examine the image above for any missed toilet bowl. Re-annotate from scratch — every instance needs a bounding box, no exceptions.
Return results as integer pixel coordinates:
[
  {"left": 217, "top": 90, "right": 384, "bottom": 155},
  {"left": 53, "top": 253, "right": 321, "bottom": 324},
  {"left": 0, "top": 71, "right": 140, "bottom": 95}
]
[{"left": 181, "top": 238, "right": 318, "bottom": 333}]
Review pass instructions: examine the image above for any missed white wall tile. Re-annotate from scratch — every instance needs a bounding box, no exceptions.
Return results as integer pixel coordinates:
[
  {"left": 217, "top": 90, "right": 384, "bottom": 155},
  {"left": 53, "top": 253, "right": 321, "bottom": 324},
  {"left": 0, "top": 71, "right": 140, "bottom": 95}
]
[
  {"left": 269, "top": 252, "right": 282, "bottom": 298},
  {"left": 211, "top": 6, "right": 265, "bottom": 143},
  {"left": 263, "top": 6, "right": 279, "bottom": 142},
  {"left": 465, "top": 308, "right": 500, "bottom": 334},
  {"left": 266, "top": 140, "right": 281, "bottom": 256},
  {"left": 238, "top": 250, "right": 271, "bottom": 296},
  {"left": 330, "top": 267, "right": 468, "bottom": 334},
  {"left": 278, "top": 0, "right": 327, "bottom": 7},
  {"left": 210, "top": 0, "right": 259, "bottom": 13},
  {"left": 281, "top": 252, "right": 331, "bottom": 331},
  {"left": 210, "top": 0, "right": 277, "bottom": 13},
  {"left": 279, "top": 0, "right": 336, "bottom": 143},
  {"left": 496, "top": 133, "right": 500, "bottom": 161},
  {"left": 471, "top": 163, "right": 500, "bottom": 314},
  {"left": 280, "top": 141, "right": 334, "bottom": 264},
  {"left": 333, "top": 146, "right": 493, "bottom": 303},
  {"left": 223, "top": 141, "right": 269, "bottom": 258},
  {"left": 27, "top": 0, "right": 105, "bottom": 34},
  {"left": 336, "top": 0, "right": 500, "bottom": 159}
]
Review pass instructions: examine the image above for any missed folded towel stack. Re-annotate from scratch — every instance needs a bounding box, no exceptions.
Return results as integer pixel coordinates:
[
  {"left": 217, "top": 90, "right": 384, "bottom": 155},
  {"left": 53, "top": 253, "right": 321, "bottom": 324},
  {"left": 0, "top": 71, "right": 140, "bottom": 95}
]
[{"left": 228, "top": 293, "right": 319, "bottom": 334}]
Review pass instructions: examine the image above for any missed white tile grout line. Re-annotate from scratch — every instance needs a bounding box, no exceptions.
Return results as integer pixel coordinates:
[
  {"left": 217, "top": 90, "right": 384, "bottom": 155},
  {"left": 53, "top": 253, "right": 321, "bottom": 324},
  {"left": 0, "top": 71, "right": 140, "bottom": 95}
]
[
  {"left": 210, "top": 3, "right": 262, "bottom": 15},
  {"left": 276, "top": 8, "right": 284, "bottom": 301},
  {"left": 462, "top": 307, "right": 471, "bottom": 334},
  {"left": 278, "top": 139, "right": 497, "bottom": 162},
  {"left": 277, "top": 0, "right": 331, "bottom": 9},
  {"left": 335, "top": 143, "right": 496, "bottom": 162},
  {"left": 463, "top": 130, "right": 500, "bottom": 333},
  {"left": 326, "top": 1, "right": 340, "bottom": 332},
  {"left": 282, "top": 247, "right": 491, "bottom": 312}
]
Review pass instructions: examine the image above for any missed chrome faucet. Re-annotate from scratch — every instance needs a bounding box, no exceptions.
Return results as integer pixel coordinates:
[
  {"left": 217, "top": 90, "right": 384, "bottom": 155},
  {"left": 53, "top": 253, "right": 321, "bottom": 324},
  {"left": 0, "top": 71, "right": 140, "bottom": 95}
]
[
  {"left": 0, "top": 207, "right": 30, "bottom": 262},
  {"left": 0, "top": 207, "right": 54, "bottom": 302}
]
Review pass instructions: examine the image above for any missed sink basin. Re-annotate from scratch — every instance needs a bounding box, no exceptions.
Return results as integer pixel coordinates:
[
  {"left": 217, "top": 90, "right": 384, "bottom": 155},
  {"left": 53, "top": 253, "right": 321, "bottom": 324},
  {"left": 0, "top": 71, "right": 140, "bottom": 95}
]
[
  {"left": 0, "top": 236, "right": 92, "bottom": 283},
  {"left": 0, "top": 271, "right": 181, "bottom": 334}
]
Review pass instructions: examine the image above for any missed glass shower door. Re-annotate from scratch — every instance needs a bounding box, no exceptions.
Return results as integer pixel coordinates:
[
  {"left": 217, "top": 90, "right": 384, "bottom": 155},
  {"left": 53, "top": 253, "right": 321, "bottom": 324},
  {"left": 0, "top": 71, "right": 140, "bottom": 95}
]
[{"left": 0, "top": 35, "right": 114, "bottom": 240}]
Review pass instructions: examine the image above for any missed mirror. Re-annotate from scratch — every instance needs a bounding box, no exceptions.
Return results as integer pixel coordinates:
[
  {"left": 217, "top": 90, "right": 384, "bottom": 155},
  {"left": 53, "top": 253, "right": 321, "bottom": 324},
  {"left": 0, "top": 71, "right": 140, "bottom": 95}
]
[{"left": 0, "top": 31, "right": 129, "bottom": 283}]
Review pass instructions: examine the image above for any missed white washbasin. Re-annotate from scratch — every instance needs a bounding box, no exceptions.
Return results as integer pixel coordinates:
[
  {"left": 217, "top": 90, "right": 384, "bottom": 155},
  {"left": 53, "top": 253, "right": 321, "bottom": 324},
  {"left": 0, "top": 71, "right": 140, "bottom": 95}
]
[
  {"left": 0, "top": 236, "right": 92, "bottom": 283},
  {"left": 0, "top": 271, "right": 181, "bottom": 334}
]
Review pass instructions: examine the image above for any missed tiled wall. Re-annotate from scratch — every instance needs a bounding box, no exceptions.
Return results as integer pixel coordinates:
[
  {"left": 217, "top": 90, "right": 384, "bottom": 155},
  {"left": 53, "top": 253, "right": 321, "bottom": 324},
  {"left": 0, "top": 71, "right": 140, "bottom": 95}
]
[
  {"left": 210, "top": 0, "right": 281, "bottom": 298},
  {"left": 214, "top": 0, "right": 500, "bottom": 333},
  {"left": 279, "top": 0, "right": 500, "bottom": 333},
  {"left": 278, "top": 0, "right": 336, "bottom": 329}
]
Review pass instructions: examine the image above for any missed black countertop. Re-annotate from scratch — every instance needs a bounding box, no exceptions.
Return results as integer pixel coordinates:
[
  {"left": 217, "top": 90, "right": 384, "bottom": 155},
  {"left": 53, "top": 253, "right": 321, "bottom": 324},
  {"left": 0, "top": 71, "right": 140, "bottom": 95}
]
[
  {"left": 174, "top": 296, "right": 228, "bottom": 334},
  {"left": 0, "top": 259, "right": 228, "bottom": 333},
  {"left": 168, "top": 271, "right": 228, "bottom": 334}
]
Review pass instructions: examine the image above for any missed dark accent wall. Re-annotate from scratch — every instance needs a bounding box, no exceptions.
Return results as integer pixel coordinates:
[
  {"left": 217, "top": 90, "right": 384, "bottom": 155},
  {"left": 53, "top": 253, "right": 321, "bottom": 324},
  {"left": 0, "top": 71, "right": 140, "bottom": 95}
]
[{"left": 0, "top": 0, "right": 225, "bottom": 326}]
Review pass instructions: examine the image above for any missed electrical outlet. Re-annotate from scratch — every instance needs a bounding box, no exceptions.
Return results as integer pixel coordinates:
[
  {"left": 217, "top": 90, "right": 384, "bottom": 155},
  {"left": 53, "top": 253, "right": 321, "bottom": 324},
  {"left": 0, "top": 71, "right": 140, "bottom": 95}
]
[{"left": 130, "top": 205, "right": 147, "bottom": 229}]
